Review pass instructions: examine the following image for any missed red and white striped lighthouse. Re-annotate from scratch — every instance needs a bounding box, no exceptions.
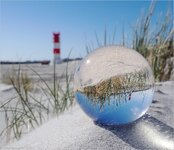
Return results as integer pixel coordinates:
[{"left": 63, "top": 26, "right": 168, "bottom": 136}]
[{"left": 53, "top": 33, "right": 61, "bottom": 64}]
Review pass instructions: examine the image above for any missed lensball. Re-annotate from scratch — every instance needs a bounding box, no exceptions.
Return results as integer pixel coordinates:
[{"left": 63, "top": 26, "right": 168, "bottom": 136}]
[{"left": 74, "top": 45, "right": 154, "bottom": 125}]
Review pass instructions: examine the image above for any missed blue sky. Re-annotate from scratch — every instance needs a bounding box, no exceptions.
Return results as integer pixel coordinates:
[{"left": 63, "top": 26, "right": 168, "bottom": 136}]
[{"left": 0, "top": 1, "right": 172, "bottom": 61}]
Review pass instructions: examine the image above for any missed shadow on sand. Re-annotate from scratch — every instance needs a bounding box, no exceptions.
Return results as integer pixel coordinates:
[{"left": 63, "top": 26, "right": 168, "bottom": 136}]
[{"left": 95, "top": 114, "right": 174, "bottom": 150}]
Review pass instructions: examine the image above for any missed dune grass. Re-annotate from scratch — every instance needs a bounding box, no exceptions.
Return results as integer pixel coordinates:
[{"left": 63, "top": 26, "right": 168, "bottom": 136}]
[
  {"left": 132, "top": 1, "right": 174, "bottom": 81},
  {"left": 0, "top": 62, "right": 74, "bottom": 142},
  {"left": 87, "top": 2, "right": 173, "bottom": 81}
]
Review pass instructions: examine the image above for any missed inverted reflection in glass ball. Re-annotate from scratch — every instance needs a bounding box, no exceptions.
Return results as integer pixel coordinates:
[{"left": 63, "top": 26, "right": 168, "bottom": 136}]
[{"left": 74, "top": 45, "right": 154, "bottom": 125}]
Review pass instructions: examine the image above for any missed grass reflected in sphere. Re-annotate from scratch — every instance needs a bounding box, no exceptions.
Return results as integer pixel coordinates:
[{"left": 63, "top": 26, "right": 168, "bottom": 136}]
[{"left": 74, "top": 46, "right": 154, "bottom": 125}]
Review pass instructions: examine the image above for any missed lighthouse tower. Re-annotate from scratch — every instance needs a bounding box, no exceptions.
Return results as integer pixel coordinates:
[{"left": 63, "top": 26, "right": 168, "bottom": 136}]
[{"left": 53, "top": 33, "right": 61, "bottom": 64}]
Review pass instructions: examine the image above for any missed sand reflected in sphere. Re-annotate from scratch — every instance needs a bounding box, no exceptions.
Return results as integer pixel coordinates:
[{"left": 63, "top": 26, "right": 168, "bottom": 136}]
[{"left": 74, "top": 45, "right": 154, "bottom": 125}]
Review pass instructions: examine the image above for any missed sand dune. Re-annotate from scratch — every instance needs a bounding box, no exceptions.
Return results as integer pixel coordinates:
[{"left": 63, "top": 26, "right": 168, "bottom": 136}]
[{"left": 1, "top": 81, "right": 174, "bottom": 150}]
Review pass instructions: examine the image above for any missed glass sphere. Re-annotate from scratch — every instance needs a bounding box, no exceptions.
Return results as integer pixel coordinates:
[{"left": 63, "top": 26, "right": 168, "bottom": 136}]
[{"left": 74, "top": 45, "right": 154, "bottom": 125}]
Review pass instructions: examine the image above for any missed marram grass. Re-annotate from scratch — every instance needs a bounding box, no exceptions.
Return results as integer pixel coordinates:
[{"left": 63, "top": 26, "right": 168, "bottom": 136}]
[{"left": 78, "top": 69, "right": 152, "bottom": 106}]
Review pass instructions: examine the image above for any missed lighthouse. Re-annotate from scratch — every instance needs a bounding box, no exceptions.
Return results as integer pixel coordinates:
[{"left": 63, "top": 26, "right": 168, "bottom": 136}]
[{"left": 53, "top": 33, "right": 61, "bottom": 64}]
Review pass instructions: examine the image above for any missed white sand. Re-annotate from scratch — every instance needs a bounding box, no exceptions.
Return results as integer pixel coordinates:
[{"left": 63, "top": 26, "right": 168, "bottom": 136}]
[
  {"left": 0, "top": 61, "right": 173, "bottom": 150},
  {"left": 2, "top": 105, "right": 134, "bottom": 150},
  {"left": 1, "top": 81, "right": 174, "bottom": 150},
  {"left": 0, "top": 84, "right": 12, "bottom": 92}
]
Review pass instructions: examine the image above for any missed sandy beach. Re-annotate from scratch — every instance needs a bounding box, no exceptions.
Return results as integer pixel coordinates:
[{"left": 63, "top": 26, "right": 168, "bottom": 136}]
[{"left": 0, "top": 62, "right": 173, "bottom": 150}]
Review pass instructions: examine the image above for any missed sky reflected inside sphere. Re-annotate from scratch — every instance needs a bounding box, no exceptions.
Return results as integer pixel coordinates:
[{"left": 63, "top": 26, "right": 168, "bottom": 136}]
[{"left": 74, "top": 46, "right": 154, "bottom": 125}]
